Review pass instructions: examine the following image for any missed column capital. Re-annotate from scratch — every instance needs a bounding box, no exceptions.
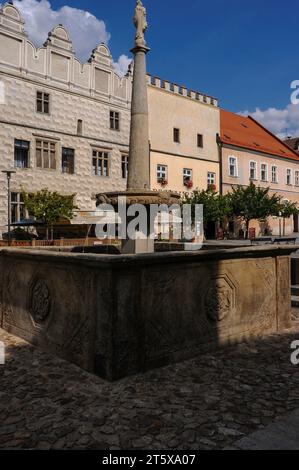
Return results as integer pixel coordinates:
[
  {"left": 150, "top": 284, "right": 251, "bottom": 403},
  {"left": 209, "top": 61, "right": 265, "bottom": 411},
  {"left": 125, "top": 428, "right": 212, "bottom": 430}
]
[{"left": 131, "top": 45, "right": 151, "bottom": 55}]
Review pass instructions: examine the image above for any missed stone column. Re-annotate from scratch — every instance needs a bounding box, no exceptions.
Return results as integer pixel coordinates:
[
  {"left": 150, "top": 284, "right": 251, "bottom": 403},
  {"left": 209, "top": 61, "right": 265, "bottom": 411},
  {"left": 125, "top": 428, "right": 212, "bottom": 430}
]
[{"left": 127, "top": 44, "right": 150, "bottom": 191}]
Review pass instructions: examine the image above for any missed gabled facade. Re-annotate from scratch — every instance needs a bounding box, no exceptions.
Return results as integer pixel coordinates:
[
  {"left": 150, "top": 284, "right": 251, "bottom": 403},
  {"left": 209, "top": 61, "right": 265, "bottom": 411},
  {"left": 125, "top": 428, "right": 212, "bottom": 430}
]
[
  {"left": 0, "top": 3, "right": 132, "bottom": 236},
  {"left": 0, "top": 3, "right": 222, "bottom": 237}
]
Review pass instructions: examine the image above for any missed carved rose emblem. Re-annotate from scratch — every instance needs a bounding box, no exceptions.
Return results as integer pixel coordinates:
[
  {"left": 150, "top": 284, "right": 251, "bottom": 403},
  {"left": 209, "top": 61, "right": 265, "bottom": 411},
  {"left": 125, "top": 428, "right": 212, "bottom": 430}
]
[
  {"left": 205, "top": 285, "right": 231, "bottom": 322},
  {"left": 29, "top": 279, "right": 51, "bottom": 324}
]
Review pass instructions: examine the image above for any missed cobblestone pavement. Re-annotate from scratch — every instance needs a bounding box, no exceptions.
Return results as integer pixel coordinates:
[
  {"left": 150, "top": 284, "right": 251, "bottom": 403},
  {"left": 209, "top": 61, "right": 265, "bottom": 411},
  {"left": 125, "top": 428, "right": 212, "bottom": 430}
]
[{"left": 0, "top": 327, "right": 298, "bottom": 450}]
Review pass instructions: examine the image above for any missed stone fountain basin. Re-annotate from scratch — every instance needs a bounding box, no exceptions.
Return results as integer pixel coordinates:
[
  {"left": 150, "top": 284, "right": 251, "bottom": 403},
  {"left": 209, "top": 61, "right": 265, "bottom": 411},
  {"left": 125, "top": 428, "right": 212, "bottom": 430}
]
[{"left": 0, "top": 245, "right": 296, "bottom": 380}]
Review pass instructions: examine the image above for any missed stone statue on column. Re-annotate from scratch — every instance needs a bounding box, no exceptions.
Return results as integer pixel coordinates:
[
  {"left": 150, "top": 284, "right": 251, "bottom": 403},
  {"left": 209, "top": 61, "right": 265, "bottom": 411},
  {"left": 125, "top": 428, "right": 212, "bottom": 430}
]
[{"left": 134, "top": 0, "right": 148, "bottom": 47}]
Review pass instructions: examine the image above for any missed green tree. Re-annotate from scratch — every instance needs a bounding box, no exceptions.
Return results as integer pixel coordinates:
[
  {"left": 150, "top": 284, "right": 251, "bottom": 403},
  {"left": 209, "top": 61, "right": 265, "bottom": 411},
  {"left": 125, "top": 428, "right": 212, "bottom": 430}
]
[
  {"left": 22, "top": 189, "right": 78, "bottom": 240},
  {"left": 183, "top": 188, "right": 232, "bottom": 236},
  {"left": 229, "top": 182, "right": 281, "bottom": 238},
  {"left": 277, "top": 200, "right": 298, "bottom": 236}
]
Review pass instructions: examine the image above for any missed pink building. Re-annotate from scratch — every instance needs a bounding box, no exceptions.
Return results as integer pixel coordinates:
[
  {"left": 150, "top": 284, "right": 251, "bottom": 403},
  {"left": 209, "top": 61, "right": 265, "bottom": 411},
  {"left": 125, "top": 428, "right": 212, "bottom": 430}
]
[{"left": 220, "top": 110, "right": 299, "bottom": 236}]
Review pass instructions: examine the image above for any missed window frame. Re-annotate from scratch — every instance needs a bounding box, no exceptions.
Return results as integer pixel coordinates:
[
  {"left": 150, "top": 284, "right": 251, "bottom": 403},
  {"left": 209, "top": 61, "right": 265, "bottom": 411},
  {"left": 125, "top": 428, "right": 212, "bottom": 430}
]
[
  {"left": 183, "top": 168, "right": 193, "bottom": 184},
  {"left": 260, "top": 163, "right": 268, "bottom": 182},
  {"left": 11, "top": 192, "right": 27, "bottom": 223},
  {"left": 157, "top": 164, "right": 168, "bottom": 182},
  {"left": 35, "top": 138, "right": 57, "bottom": 170},
  {"left": 36, "top": 91, "right": 50, "bottom": 114},
  {"left": 207, "top": 171, "right": 216, "bottom": 187},
  {"left": 92, "top": 149, "right": 110, "bottom": 177},
  {"left": 110, "top": 110, "right": 120, "bottom": 131},
  {"left": 287, "top": 168, "right": 293, "bottom": 186},
  {"left": 271, "top": 165, "right": 278, "bottom": 184},
  {"left": 228, "top": 155, "right": 238, "bottom": 177},
  {"left": 14, "top": 139, "right": 30, "bottom": 169},
  {"left": 62, "top": 147, "right": 75, "bottom": 175},
  {"left": 121, "top": 154, "right": 129, "bottom": 179},
  {"left": 295, "top": 170, "right": 299, "bottom": 187},
  {"left": 197, "top": 133, "right": 203, "bottom": 148},
  {"left": 173, "top": 128, "right": 180, "bottom": 143},
  {"left": 249, "top": 160, "right": 257, "bottom": 180}
]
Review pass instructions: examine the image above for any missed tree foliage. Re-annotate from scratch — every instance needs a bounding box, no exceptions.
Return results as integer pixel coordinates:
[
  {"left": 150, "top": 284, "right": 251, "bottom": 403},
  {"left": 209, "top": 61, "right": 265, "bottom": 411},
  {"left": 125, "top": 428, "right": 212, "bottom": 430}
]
[
  {"left": 22, "top": 189, "right": 78, "bottom": 238},
  {"left": 183, "top": 188, "right": 232, "bottom": 224},
  {"left": 228, "top": 182, "right": 282, "bottom": 236},
  {"left": 278, "top": 199, "right": 298, "bottom": 219}
]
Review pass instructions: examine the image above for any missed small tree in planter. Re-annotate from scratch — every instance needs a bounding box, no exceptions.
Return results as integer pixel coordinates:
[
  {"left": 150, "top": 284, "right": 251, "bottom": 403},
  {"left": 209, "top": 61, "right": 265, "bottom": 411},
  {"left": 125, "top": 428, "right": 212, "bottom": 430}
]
[
  {"left": 22, "top": 189, "right": 78, "bottom": 240},
  {"left": 183, "top": 188, "right": 232, "bottom": 239},
  {"left": 228, "top": 182, "right": 281, "bottom": 239},
  {"left": 277, "top": 200, "right": 298, "bottom": 236}
]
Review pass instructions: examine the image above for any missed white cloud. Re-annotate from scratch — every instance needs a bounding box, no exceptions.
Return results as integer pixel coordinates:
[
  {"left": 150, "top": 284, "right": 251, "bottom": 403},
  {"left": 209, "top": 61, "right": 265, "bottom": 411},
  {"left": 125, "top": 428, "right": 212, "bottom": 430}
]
[
  {"left": 12, "top": 0, "right": 110, "bottom": 62},
  {"left": 113, "top": 54, "right": 132, "bottom": 77},
  {"left": 6, "top": 0, "right": 129, "bottom": 74},
  {"left": 239, "top": 104, "right": 299, "bottom": 139}
]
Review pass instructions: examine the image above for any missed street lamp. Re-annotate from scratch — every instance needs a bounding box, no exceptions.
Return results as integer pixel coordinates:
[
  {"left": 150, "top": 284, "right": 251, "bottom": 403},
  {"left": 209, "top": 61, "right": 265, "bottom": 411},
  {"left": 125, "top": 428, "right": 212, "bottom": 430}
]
[{"left": 2, "top": 170, "right": 16, "bottom": 246}]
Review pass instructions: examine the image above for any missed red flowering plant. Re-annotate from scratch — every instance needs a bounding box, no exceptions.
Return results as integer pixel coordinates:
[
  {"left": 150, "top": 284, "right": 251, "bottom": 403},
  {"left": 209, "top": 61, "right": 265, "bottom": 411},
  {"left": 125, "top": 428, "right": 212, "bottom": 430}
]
[
  {"left": 208, "top": 184, "right": 217, "bottom": 192},
  {"left": 184, "top": 179, "right": 193, "bottom": 189},
  {"left": 158, "top": 177, "right": 168, "bottom": 187}
]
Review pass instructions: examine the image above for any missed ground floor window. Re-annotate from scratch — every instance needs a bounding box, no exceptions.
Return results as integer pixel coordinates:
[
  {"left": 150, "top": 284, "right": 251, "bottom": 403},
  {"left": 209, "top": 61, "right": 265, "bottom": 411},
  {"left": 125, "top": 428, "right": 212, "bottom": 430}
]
[
  {"left": 249, "top": 161, "right": 257, "bottom": 180},
  {"left": 260, "top": 163, "right": 268, "bottom": 182},
  {"left": 271, "top": 166, "right": 278, "bottom": 183},
  {"left": 207, "top": 172, "right": 216, "bottom": 188},
  {"left": 11, "top": 192, "right": 26, "bottom": 223},
  {"left": 183, "top": 168, "right": 193, "bottom": 185}
]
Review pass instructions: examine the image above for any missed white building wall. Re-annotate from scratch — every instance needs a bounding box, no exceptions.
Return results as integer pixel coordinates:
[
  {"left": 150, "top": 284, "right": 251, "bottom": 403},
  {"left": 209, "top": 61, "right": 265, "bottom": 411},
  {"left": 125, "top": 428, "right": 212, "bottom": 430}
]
[{"left": 0, "top": 3, "right": 132, "bottom": 236}]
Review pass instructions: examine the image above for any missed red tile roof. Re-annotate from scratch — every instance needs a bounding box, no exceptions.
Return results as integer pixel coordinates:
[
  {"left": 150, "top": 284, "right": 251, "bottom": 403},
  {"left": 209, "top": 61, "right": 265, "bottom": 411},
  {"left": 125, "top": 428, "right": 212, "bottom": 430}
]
[{"left": 220, "top": 109, "right": 299, "bottom": 161}]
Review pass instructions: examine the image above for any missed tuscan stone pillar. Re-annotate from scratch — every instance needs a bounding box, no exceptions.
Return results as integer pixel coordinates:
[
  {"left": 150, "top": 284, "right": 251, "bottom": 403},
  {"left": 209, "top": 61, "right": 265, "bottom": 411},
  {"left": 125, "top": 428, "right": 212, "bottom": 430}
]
[{"left": 127, "top": 46, "right": 150, "bottom": 190}]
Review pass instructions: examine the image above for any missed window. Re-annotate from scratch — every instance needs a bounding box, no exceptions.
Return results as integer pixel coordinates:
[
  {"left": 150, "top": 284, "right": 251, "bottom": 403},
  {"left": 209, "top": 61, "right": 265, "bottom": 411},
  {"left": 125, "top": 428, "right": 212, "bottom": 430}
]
[
  {"left": 249, "top": 161, "right": 257, "bottom": 180},
  {"left": 92, "top": 149, "right": 109, "bottom": 176},
  {"left": 77, "top": 119, "right": 83, "bottom": 136},
  {"left": 157, "top": 164, "right": 167, "bottom": 181},
  {"left": 14, "top": 139, "right": 30, "bottom": 168},
  {"left": 271, "top": 166, "right": 278, "bottom": 183},
  {"left": 183, "top": 168, "right": 192, "bottom": 183},
  {"left": 110, "top": 111, "right": 120, "bottom": 130},
  {"left": 207, "top": 172, "right": 216, "bottom": 187},
  {"left": 173, "top": 128, "right": 180, "bottom": 143},
  {"left": 261, "top": 163, "right": 268, "bottom": 182},
  {"left": 36, "top": 91, "right": 49, "bottom": 114},
  {"left": 62, "top": 147, "right": 75, "bottom": 174},
  {"left": 287, "top": 169, "right": 292, "bottom": 185},
  {"left": 36, "top": 139, "right": 56, "bottom": 169},
  {"left": 197, "top": 134, "right": 203, "bottom": 148},
  {"left": 11, "top": 192, "right": 26, "bottom": 223},
  {"left": 295, "top": 171, "right": 299, "bottom": 187},
  {"left": 229, "top": 156, "right": 237, "bottom": 177},
  {"left": 122, "top": 155, "right": 129, "bottom": 179}
]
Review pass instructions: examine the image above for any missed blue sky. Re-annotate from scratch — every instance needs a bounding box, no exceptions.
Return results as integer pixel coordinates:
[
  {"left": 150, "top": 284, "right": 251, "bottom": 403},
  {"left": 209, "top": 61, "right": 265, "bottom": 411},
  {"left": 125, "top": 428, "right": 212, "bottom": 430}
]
[{"left": 8, "top": 0, "right": 299, "bottom": 136}]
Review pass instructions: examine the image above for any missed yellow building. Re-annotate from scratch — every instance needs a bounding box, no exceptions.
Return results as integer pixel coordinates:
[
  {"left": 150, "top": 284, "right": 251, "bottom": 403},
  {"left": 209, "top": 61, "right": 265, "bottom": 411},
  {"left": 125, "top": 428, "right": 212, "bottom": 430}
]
[{"left": 148, "top": 75, "right": 220, "bottom": 194}]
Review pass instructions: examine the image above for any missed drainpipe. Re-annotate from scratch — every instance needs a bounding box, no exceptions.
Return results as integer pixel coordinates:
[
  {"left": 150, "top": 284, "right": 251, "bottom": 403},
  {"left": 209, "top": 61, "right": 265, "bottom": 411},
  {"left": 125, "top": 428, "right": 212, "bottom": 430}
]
[{"left": 216, "top": 133, "right": 223, "bottom": 196}]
